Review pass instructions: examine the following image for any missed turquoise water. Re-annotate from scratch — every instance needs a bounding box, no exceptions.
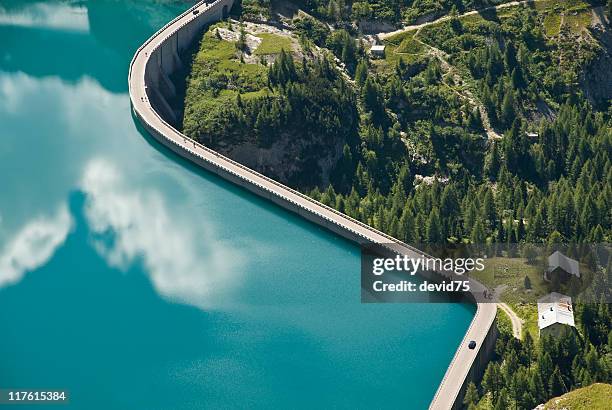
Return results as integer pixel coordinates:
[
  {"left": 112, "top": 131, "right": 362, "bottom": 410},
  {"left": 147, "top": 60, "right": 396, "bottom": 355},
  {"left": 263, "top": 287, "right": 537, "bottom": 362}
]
[{"left": 0, "top": 1, "right": 474, "bottom": 408}]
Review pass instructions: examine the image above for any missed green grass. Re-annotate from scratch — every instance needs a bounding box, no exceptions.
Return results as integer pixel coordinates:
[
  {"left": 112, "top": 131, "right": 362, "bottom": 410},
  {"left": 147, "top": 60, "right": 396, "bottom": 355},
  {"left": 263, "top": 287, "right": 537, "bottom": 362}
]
[
  {"left": 468, "top": 255, "right": 552, "bottom": 340},
  {"left": 384, "top": 30, "right": 417, "bottom": 46},
  {"left": 496, "top": 306, "right": 513, "bottom": 336},
  {"left": 373, "top": 50, "right": 422, "bottom": 73},
  {"left": 565, "top": 9, "right": 592, "bottom": 33},
  {"left": 189, "top": 33, "right": 268, "bottom": 96},
  {"left": 538, "top": 0, "right": 592, "bottom": 36},
  {"left": 375, "top": 0, "right": 595, "bottom": 72},
  {"left": 254, "top": 33, "right": 292, "bottom": 55},
  {"left": 241, "top": 89, "right": 270, "bottom": 100},
  {"left": 196, "top": 32, "right": 236, "bottom": 61},
  {"left": 396, "top": 36, "right": 424, "bottom": 54},
  {"left": 535, "top": 0, "right": 590, "bottom": 11},
  {"left": 542, "top": 383, "right": 612, "bottom": 410},
  {"left": 377, "top": 30, "right": 423, "bottom": 71},
  {"left": 183, "top": 27, "right": 269, "bottom": 137},
  {"left": 469, "top": 256, "right": 549, "bottom": 304},
  {"left": 510, "top": 301, "right": 539, "bottom": 340},
  {"left": 469, "top": 255, "right": 564, "bottom": 341},
  {"left": 183, "top": 25, "right": 301, "bottom": 138},
  {"left": 544, "top": 13, "right": 562, "bottom": 36}
]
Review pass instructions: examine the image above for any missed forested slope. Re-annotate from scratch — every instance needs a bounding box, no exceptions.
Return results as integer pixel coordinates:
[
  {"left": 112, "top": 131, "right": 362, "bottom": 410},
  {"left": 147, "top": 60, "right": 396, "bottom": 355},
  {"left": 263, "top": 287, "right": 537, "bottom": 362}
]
[{"left": 183, "top": 0, "right": 611, "bottom": 246}]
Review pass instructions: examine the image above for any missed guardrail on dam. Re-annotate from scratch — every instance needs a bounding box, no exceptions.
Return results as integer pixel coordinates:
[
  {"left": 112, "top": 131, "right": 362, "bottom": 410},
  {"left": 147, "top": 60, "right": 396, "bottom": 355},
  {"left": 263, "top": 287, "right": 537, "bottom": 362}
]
[{"left": 127, "top": 1, "right": 498, "bottom": 408}]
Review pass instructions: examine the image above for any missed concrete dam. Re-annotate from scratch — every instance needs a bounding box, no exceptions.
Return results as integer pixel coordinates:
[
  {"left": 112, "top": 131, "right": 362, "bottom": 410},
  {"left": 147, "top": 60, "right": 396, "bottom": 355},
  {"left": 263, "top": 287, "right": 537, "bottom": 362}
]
[{"left": 127, "top": 1, "right": 498, "bottom": 408}]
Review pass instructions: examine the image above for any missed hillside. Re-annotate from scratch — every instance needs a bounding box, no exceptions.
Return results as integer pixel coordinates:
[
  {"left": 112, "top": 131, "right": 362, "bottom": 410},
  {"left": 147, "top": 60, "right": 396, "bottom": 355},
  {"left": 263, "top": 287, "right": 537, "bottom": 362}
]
[
  {"left": 536, "top": 383, "right": 612, "bottom": 409},
  {"left": 183, "top": 0, "right": 611, "bottom": 240},
  {"left": 182, "top": 19, "right": 358, "bottom": 188},
  {"left": 240, "top": 0, "right": 520, "bottom": 26}
]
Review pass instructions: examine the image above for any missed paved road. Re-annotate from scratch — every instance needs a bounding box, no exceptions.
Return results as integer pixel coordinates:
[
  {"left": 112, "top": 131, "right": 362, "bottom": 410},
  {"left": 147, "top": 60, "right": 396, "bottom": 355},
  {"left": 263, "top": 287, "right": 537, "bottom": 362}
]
[
  {"left": 378, "top": 0, "right": 539, "bottom": 40},
  {"left": 128, "top": 2, "right": 497, "bottom": 409},
  {"left": 498, "top": 302, "right": 523, "bottom": 339}
]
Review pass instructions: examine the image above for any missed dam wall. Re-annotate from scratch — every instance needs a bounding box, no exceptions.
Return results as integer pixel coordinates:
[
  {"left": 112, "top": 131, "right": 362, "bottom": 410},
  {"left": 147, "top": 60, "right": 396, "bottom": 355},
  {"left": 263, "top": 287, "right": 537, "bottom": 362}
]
[
  {"left": 128, "top": 1, "right": 498, "bottom": 408},
  {"left": 144, "top": 0, "right": 233, "bottom": 125},
  {"left": 432, "top": 314, "right": 499, "bottom": 410}
]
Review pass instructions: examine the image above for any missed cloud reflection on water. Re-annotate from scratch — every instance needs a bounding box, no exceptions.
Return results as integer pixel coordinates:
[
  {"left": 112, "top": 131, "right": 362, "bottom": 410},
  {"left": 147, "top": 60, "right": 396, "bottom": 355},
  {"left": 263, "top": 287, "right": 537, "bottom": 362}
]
[
  {"left": 0, "top": 204, "right": 73, "bottom": 288},
  {"left": 0, "top": 68, "right": 247, "bottom": 310},
  {"left": 81, "top": 159, "right": 246, "bottom": 310},
  {"left": 0, "top": 3, "right": 89, "bottom": 32}
]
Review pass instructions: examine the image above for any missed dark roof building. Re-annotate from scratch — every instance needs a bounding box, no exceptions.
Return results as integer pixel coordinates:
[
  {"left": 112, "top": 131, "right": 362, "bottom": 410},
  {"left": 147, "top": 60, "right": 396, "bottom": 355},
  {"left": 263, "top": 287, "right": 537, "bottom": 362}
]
[{"left": 545, "top": 251, "right": 580, "bottom": 282}]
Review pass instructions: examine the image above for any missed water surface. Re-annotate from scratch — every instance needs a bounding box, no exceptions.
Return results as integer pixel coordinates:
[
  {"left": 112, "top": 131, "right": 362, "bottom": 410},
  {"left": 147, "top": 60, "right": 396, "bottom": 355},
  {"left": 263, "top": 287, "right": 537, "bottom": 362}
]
[{"left": 0, "top": 1, "right": 474, "bottom": 408}]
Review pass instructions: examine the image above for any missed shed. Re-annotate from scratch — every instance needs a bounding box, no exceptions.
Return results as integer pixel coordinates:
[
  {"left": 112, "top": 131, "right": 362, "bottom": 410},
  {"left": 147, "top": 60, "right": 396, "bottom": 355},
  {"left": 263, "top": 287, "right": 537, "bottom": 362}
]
[
  {"left": 370, "top": 45, "right": 386, "bottom": 58},
  {"left": 537, "top": 292, "right": 575, "bottom": 337},
  {"left": 545, "top": 250, "right": 580, "bottom": 282}
]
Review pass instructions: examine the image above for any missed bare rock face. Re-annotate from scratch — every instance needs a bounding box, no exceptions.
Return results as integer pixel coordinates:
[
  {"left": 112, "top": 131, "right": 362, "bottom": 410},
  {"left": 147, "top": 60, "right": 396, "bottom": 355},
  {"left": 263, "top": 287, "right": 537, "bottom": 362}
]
[
  {"left": 215, "top": 133, "right": 343, "bottom": 189},
  {"left": 358, "top": 20, "right": 396, "bottom": 34},
  {"left": 581, "top": 23, "right": 612, "bottom": 108}
]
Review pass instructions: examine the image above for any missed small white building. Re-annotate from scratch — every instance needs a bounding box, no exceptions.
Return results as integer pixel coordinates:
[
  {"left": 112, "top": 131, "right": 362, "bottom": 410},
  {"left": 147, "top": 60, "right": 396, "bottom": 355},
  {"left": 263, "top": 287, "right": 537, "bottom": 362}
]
[
  {"left": 545, "top": 251, "right": 580, "bottom": 282},
  {"left": 370, "top": 45, "right": 386, "bottom": 58},
  {"left": 537, "top": 292, "right": 575, "bottom": 338}
]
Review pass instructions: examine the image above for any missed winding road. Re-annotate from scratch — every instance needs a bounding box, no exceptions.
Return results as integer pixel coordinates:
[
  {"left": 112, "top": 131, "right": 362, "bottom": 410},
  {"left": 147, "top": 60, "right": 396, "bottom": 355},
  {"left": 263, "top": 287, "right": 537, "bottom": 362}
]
[{"left": 498, "top": 302, "right": 523, "bottom": 339}]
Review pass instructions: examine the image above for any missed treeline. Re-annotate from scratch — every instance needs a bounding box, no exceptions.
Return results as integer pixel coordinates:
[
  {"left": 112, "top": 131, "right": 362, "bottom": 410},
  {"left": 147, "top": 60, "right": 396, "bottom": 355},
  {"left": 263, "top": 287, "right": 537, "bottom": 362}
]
[
  {"left": 313, "top": 101, "right": 610, "bottom": 245},
  {"left": 301, "top": 1, "right": 611, "bottom": 247},
  {"left": 464, "top": 300, "right": 612, "bottom": 409},
  {"left": 299, "top": 0, "right": 515, "bottom": 24},
  {"left": 239, "top": 0, "right": 517, "bottom": 25}
]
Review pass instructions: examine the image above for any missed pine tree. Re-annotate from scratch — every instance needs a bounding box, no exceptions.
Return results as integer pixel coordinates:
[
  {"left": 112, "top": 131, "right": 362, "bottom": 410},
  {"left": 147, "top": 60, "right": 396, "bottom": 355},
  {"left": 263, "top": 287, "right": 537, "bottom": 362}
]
[
  {"left": 501, "top": 90, "right": 516, "bottom": 129},
  {"left": 539, "top": 351, "right": 554, "bottom": 381},
  {"left": 482, "top": 188, "right": 496, "bottom": 229},
  {"left": 548, "top": 230, "right": 563, "bottom": 244},
  {"left": 327, "top": 0, "right": 337, "bottom": 21},
  {"left": 482, "top": 362, "right": 502, "bottom": 402},
  {"left": 398, "top": 208, "right": 415, "bottom": 243},
  {"left": 511, "top": 67, "right": 524, "bottom": 89},
  {"left": 426, "top": 208, "right": 443, "bottom": 243},
  {"left": 515, "top": 217, "right": 526, "bottom": 242},
  {"left": 530, "top": 368, "right": 547, "bottom": 405},
  {"left": 527, "top": 209, "right": 544, "bottom": 242},
  {"left": 485, "top": 142, "right": 501, "bottom": 181},
  {"left": 361, "top": 77, "right": 385, "bottom": 123},
  {"left": 463, "top": 382, "right": 479, "bottom": 409},
  {"left": 523, "top": 332, "right": 534, "bottom": 366},
  {"left": 549, "top": 366, "right": 565, "bottom": 397},
  {"left": 504, "top": 41, "right": 517, "bottom": 71},
  {"left": 471, "top": 219, "right": 486, "bottom": 244},
  {"left": 494, "top": 388, "right": 509, "bottom": 410},
  {"left": 449, "top": 5, "right": 462, "bottom": 33},
  {"left": 584, "top": 344, "right": 605, "bottom": 382},
  {"left": 464, "top": 201, "right": 478, "bottom": 236},
  {"left": 236, "top": 92, "right": 243, "bottom": 108},
  {"left": 236, "top": 21, "right": 247, "bottom": 52},
  {"left": 355, "top": 59, "right": 368, "bottom": 87}
]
